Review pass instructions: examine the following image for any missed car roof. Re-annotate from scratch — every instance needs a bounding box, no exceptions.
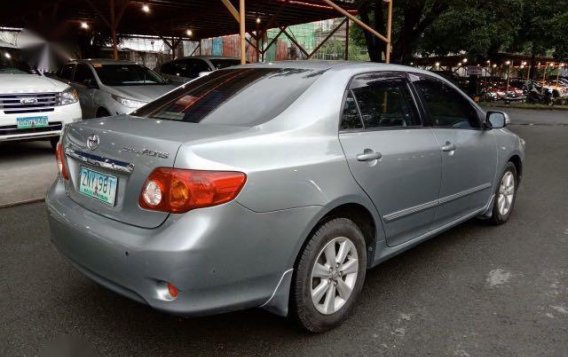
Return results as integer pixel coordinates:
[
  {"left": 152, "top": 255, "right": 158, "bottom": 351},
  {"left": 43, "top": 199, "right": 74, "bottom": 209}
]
[
  {"left": 230, "top": 60, "right": 434, "bottom": 76},
  {"left": 72, "top": 58, "right": 137, "bottom": 66},
  {"left": 170, "top": 56, "right": 241, "bottom": 62}
]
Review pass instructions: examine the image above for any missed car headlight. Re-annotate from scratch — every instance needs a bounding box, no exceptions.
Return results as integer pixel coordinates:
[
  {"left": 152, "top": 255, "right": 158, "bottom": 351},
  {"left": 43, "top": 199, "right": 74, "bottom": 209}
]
[
  {"left": 56, "top": 87, "right": 79, "bottom": 106},
  {"left": 112, "top": 95, "right": 147, "bottom": 108}
]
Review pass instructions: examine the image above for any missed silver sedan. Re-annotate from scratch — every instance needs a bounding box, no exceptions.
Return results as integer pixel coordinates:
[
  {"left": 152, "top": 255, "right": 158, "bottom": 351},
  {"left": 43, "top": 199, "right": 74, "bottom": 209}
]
[{"left": 47, "top": 61, "right": 525, "bottom": 332}]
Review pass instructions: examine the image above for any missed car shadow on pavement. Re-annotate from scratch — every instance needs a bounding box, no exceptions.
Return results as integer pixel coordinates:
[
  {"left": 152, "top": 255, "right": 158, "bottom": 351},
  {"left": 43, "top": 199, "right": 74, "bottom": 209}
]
[{"left": 0, "top": 140, "right": 54, "bottom": 161}]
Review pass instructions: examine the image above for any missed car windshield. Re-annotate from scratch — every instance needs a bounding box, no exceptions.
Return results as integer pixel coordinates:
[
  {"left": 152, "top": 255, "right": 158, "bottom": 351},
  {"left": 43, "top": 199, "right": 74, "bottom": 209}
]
[
  {"left": 133, "top": 67, "right": 324, "bottom": 127},
  {"left": 209, "top": 59, "right": 241, "bottom": 69},
  {"left": 93, "top": 64, "right": 166, "bottom": 86},
  {"left": 0, "top": 57, "right": 36, "bottom": 74}
]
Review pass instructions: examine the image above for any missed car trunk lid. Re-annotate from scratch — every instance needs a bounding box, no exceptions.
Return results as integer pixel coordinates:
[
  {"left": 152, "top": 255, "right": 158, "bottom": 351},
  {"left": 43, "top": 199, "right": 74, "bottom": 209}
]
[{"left": 62, "top": 115, "right": 245, "bottom": 228}]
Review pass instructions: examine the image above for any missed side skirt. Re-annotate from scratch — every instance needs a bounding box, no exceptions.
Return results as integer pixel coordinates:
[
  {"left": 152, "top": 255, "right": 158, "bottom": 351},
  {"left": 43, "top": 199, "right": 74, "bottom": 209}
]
[{"left": 372, "top": 196, "right": 494, "bottom": 267}]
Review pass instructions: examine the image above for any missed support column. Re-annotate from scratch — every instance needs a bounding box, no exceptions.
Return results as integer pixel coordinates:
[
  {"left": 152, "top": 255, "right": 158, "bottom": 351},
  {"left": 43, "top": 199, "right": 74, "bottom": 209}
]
[
  {"left": 344, "top": 18, "right": 349, "bottom": 60},
  {"left": 239, "top": 0, "right": 246, "bottom": 64},
  {"left": 385, "top": 0, "right": 393, "bottom": 63},
  {"left": 110, "top": 0, "right": 118, "bottom": 59}
]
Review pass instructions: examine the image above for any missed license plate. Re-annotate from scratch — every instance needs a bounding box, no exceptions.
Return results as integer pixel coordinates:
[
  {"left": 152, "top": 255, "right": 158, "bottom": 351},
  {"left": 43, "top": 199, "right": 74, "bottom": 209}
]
[
  {"left": 16, "top": 116, "right": 48, "bottom": 129},
  {"left": 79, "top": 167, "right": 118, "bottom": 206}
]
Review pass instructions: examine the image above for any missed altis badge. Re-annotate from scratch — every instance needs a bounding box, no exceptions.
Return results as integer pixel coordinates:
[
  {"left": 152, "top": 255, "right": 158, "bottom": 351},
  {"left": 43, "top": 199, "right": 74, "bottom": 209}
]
[{"left": 122, "top": 146, "right": 169, "bottom": 159}]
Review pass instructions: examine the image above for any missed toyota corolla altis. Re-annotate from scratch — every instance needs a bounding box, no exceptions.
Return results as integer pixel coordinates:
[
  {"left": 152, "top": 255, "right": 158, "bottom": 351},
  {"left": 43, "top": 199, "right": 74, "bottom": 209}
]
[{"left": 47, "top": 62, "right": 525, "bottom": 332}]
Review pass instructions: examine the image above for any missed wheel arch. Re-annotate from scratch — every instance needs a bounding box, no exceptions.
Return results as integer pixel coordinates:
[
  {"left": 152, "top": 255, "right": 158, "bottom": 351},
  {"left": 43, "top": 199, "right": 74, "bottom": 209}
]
[
  {"left": 293, "top": 201, "right": 381, "bottom": 270},
  {"left": 96, "top": 107, "right": 111, "bottom": 118},
  {"left": 508, "top": 154, "right": 522, "bottom": 183}
]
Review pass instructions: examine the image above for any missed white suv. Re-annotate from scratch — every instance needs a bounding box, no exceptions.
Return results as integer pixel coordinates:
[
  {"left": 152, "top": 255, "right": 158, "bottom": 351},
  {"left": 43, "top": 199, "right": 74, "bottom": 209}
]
[{"left": 0, "top": 55, "right": 82, "bottom": 148}]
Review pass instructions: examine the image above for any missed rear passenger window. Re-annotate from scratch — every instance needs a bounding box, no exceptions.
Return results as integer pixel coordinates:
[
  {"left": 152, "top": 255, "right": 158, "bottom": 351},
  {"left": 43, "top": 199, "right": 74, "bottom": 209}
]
[
  {"left": 350, "top": 74, "right": 420, "bottom": 129},
  {"left": 413, "top": 77, "right": 481, "bottom": 129},
  {"left": 340, "top": 92, "right": 363, "bottom": 130}
]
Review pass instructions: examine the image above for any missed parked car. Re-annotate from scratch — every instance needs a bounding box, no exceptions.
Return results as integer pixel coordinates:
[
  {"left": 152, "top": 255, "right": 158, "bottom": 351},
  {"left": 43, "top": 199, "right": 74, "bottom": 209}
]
[
  {"left": 159, "top": 56, "right": 241, "bottom": 84},
  {"left": 47, "top": 62, "right": 525, "bottom": 332},
  {"left": 56, "top": 59, "right": 176, "bottom": 118},
  {"left": 0, "top": 54, "right": 81, "bottom": 148}
]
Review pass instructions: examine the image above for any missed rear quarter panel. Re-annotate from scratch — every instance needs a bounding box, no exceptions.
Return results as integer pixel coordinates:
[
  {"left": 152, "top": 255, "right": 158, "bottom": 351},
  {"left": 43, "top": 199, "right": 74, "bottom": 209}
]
[{"left": 493, "top": 128, "right": 525, "bottom": 186}]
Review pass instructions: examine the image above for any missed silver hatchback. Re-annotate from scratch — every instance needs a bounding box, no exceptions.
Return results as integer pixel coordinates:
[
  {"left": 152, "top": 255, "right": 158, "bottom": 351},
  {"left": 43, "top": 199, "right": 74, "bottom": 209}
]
[{"left": 47, "top": 61, "right": 525, "bottom": 332}]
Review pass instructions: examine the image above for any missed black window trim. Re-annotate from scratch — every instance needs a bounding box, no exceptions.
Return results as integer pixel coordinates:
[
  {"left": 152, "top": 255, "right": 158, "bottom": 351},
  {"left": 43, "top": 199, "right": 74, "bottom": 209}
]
[
  {"left": 73, "top": 62, "right": 97, "bottom": 85},
  {"left": 338, "top": 71, "right": 427, "bottom": 133},
  {"left": 59, "top": 63, "right": 76, "bottom": 82},
  {"left": 408, "top": 72, "right": 485, "bottom": 131}
]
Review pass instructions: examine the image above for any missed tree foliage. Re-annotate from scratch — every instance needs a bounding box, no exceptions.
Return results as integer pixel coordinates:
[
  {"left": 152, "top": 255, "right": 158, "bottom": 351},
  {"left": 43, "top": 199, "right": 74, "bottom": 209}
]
[{"left": 350, "top": 0, "right": 568, "bottom": 64}]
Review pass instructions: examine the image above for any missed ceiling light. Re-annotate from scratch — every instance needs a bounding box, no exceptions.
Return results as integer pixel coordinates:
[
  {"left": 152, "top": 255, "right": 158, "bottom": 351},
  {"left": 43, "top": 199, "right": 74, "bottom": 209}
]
[
  {"left": 80, "top": 22, "right": 89, "bottom": 29},
  {"left": 142, "top": 4, "right": 150, "bottom": 13},
  {"left": 186, "top": 29, "right": 193, "bottom": 37}
]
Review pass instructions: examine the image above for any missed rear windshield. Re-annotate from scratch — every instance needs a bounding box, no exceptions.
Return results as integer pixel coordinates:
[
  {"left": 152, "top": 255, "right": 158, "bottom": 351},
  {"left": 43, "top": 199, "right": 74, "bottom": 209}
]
[
  {"left": 133, "top": 68, "right": 323, "bottom": 126},
  {"left": 209, "top": 59, "right": 241, "bottom": 69},
  {"left": 93, "top": 64, "right": 167, "bottom": 86}
]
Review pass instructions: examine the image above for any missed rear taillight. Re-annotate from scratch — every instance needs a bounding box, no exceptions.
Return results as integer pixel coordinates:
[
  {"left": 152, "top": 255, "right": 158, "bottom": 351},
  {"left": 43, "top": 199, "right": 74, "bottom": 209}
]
[
  {"left": 139, "top": 168, "right": 247, "bottom": 213},
  {"left": 56, "top": 142, "right": 69, "bottom": 180}
]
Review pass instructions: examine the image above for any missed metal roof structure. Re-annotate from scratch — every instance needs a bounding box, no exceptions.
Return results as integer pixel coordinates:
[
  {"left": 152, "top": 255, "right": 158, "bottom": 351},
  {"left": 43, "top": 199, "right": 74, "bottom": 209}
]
[
  {"left": 0, "top": 0, "right": 359, "bottom": 41},
  {"left": 0, "top": 0, "right": 395, "bottom": 65}
]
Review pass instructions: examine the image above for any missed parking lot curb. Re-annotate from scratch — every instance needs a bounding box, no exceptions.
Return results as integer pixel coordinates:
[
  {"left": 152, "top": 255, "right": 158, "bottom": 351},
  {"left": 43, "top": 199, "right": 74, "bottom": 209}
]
[{"left": 0, "top": 198, "right": 45, "bottom": 209}]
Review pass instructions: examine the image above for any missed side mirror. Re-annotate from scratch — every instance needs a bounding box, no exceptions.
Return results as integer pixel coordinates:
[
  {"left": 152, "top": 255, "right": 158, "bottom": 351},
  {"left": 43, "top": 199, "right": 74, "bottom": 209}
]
[{"left": 486, "top": 111, "right": 509, "bottom": 129}]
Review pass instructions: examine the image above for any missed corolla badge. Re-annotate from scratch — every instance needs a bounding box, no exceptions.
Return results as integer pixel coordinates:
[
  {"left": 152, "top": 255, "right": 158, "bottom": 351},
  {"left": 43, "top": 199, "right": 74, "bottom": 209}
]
[{"left": 86, "top": 134, "right": 100, "bottom": 150}]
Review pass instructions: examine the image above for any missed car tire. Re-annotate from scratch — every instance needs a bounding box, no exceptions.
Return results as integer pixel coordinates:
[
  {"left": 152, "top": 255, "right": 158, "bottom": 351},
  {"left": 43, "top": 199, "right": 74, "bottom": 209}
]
[
  {"left": 291, "top": 218, "right": 367, "bottom": 333},
  {"left": 96, "top": 108, "right": 111, "bottom": 118},
  {"left": 489, "top": 162, "right": 518, "bottom": 225}
]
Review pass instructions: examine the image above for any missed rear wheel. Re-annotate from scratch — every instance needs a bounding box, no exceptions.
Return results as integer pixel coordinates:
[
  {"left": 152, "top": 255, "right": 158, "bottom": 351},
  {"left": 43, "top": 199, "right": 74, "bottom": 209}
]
[
  {"left": 291, "top": 218, "right": 366, "bottom": 333},
  {"left": 489, "top": 162, "right": 518, "bottom": 225}
]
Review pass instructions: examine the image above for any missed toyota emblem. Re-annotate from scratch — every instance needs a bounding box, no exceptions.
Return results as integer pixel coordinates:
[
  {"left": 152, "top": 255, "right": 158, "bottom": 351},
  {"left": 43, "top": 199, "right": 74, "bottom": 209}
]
[{"left": 86, "top": 134, "right": 100, "bottom": 150}]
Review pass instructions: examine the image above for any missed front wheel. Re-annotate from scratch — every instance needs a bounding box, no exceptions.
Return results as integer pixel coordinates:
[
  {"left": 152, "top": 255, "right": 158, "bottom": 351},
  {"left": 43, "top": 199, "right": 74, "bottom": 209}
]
[
  {"left": 291, "top": 218, "right": 367, "bottom": 333},
  {"left": 489, "top": 162, "right": 518, "bottom": 225}
]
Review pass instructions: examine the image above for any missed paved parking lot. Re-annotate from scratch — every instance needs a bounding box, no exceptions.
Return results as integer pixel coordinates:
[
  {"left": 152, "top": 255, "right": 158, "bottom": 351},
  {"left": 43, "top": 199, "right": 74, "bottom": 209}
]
[
  {"left": 1, "top": 110, "right": 567, "bottom": 356},
  {"left": 0, "top": 141, "right": 56, "bottom": 207}
]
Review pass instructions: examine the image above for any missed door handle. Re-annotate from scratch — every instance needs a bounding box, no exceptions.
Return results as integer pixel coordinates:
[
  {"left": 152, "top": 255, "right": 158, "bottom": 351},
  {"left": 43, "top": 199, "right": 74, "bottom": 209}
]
[
  {"left": 357, "top": 150, "right": 382, "bottom": 162},
  {"left": 441, "top": 142, "right": 457, "bottom": 152}
]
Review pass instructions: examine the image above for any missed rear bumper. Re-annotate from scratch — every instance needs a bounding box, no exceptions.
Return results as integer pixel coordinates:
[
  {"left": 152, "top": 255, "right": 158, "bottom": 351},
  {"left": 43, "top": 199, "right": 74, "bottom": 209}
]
[
  {"left": 0, "top": 103, "right": 82, "bottom": 142},
  {"left": 46, "top": 178, "right": 319, "bottom": 316}
]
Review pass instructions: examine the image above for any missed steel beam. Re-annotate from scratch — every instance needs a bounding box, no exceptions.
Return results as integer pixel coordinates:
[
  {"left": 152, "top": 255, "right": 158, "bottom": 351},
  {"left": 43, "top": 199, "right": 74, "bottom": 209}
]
[
  {"left": 220, "top": 0, "right": 240, "bottom": 22},
  {"left": 307, "top": 18, "right": 347, "bottom": 59},
  {"left": 320, "top": 0, "right": 391, "bottom": 62},
  {"left": 239, "top": 0, "right": 246, "bottom": 64}
]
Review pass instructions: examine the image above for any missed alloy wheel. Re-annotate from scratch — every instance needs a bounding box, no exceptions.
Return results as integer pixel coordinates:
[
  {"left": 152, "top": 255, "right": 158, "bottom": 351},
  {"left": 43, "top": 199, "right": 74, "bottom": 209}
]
[
  {"left": 497, "top": 171, "right": 515, "bottom": 216},
  {"left": 310, "top": 237, "right": 359, "bottom": 315}
]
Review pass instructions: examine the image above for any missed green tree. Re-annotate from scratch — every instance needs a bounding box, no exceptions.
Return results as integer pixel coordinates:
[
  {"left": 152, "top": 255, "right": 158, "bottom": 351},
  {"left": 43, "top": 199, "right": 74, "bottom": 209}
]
[
  {"left": 351, "top": 0, "right": 452, "bottom": 63},
  {"left": 350, "top": 0, "right": 568, "bottom": 68}
]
